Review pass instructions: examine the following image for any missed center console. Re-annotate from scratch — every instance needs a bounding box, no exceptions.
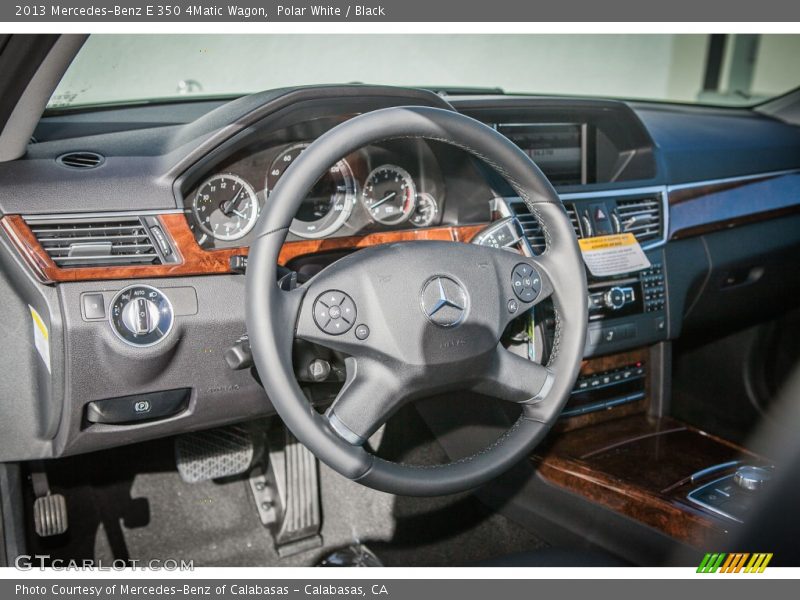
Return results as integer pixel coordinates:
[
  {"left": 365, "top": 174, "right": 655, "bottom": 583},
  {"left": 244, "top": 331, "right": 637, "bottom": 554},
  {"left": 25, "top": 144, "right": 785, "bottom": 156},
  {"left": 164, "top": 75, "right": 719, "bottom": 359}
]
[
  {"left": 529, "top": 343, "right": 772, "bottom": 548},
  {"left": 535, "top": 408, "right": 771, "bottom": 546}
]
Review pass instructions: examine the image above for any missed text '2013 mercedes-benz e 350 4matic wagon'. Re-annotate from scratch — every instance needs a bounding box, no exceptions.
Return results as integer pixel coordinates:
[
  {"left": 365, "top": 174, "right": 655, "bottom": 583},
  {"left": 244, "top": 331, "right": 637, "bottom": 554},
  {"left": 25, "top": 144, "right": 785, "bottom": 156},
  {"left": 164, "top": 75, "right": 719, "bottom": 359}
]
[{"left": 1, "top": 34, "right": 799, "bottom": 568}]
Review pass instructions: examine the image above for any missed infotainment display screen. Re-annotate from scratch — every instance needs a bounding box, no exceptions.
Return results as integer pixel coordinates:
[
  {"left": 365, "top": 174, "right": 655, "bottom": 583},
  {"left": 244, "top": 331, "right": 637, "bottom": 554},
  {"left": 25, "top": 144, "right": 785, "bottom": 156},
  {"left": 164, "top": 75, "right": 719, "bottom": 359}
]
[{"left": 496, "top": 123, "right": 586, "bottom": 186}]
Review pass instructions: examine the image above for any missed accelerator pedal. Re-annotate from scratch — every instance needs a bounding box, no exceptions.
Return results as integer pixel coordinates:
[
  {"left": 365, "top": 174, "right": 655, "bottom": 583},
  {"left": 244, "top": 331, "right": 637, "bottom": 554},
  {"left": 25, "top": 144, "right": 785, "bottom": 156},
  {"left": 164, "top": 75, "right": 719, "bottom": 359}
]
[
  {"left": 250, "top": 427, "right": 322, "bottom": 557},
  {"left": 175, "top": 424, "right": 257, "bottom": 483}
]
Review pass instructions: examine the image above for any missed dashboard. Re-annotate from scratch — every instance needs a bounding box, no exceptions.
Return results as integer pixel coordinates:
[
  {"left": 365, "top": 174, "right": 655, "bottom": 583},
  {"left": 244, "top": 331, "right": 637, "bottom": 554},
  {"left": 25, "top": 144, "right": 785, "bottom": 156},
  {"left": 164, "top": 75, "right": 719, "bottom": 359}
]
[{"left": 1, "top": 84, "right": 800, "bottom": 463}]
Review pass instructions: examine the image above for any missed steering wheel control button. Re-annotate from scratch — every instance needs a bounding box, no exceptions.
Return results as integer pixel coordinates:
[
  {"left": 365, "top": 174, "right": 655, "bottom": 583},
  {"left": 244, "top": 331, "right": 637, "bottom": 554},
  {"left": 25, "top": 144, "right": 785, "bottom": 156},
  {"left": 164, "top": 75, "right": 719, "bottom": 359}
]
[
  {"left": 355, "top": 324, "right": 370, "bottom": 340},
  {"left": 511, "top": 263, "right": 541, "bottom": 303},
  {"left": 313, "top": 290, "right": 356, "bottom": 335},
  {"left": 507, "top": 299, "right": 519, "bottom": 314},
  {"left": 420, "top": 276, "right": 468, "bottom": 327},
  {"left": 109, "top": 285, "right": 174, "bottom": 347}
]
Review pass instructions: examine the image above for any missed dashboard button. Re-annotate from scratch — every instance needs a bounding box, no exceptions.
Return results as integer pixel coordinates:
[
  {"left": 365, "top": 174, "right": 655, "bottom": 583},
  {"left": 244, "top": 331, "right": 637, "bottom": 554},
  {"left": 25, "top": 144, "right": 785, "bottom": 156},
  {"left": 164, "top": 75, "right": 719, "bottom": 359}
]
[
  {"left": 85, "top": 388, "right": 190, "bottom": 425},
  {"left": 82, "top": 293, "right": 106, "bottom": 320}
]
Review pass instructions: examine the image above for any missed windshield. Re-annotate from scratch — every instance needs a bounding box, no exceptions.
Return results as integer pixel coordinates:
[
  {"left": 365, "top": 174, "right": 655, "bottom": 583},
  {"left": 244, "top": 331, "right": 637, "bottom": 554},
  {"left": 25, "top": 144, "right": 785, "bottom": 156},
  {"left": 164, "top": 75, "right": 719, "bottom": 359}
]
[{"left": 49, "top": 34, "right": 800, "bottom": 109}]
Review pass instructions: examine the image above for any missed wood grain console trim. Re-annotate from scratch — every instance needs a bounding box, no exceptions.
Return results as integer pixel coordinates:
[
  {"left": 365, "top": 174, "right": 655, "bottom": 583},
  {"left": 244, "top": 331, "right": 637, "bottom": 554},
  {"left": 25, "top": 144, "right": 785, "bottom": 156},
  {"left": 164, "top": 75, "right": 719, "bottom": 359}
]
[
  {"left": 0, "top": 213, "right": 485, "bottom": 284},
  {"left": 536, "top": 454, "right": 722, "bottom": 547},
  {"left": 536, "top": 414, "right": 765, "bottom": 546}
]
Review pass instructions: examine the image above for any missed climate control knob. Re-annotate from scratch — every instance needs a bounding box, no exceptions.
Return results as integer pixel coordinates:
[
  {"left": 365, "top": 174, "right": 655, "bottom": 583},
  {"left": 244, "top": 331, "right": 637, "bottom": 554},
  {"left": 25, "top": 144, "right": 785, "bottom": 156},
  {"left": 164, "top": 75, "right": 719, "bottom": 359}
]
[{"left": 110, "top": 285, "right": 174, "bottom": 347}]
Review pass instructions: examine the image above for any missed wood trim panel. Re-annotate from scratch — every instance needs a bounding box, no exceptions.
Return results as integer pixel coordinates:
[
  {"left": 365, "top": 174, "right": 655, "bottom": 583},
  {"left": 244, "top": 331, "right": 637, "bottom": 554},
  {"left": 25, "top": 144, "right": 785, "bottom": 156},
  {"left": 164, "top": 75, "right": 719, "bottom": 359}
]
[
  {"left": 668, "top": 171, "right": 800, "bottom": 240},
  {"left": 536, "top": 414, "right": 765, "bottom": 546},
  {"left": 536, "top": 455, "right": 721, "bottom": 547},
  {"left": 0, "top": 214, "right": 485, "bottom": 284},
  {"left": 277, "top": 223, "right": 486, "bottom": 264}
]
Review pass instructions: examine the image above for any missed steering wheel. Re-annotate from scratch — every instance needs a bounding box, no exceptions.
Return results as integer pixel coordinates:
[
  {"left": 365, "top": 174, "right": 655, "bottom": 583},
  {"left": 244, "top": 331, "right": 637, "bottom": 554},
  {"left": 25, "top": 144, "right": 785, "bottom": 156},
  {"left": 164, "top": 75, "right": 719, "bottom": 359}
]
[{"left": 246, "top": 106, "right": 587, "bottom": 496}]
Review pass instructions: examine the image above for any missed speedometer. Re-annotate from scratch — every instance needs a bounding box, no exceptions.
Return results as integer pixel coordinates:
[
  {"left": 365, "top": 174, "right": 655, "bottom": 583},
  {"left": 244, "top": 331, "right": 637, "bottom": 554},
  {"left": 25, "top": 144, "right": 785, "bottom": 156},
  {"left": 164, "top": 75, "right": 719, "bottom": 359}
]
[
  {"left": 192, "top": 173, "right": 259, "bottom": 241},
  {"left": 267, "top": 143, "right": 357, "bottom": 239},
  {"left": 362, "top": 165, "right": 416, "bottom": 225}
]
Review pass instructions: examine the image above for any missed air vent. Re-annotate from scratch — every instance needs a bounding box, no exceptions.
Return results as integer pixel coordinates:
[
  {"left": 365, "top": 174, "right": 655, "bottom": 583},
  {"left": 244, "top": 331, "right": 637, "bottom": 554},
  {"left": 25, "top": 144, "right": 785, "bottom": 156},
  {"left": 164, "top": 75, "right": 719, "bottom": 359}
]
[
  {"left": 509, "top": 199, "right": 581, "bottom": 254},
  {"left": 615, "top": 195, "right": 663, "bottom": 244},
  {"left": 56, "top": 152, "right": 104, "bottom": 169},
  {"left": 25, "top": 216, "right": 162, "bottom": 268}
]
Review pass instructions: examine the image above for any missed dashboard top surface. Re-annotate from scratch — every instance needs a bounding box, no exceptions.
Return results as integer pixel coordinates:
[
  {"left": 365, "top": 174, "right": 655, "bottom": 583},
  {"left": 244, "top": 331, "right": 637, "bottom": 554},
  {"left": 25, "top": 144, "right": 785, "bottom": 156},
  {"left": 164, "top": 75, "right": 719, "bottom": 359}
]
[{"left": 1, "top": 88, "right": 797, "bottom": 220}]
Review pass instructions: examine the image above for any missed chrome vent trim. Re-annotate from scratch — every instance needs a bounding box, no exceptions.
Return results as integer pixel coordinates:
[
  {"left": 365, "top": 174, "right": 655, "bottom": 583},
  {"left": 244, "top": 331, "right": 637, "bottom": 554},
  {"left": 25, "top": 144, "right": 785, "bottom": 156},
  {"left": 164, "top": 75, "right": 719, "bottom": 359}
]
[
  {"left": 507, "top": 199, "right": 580, "bottom": 254},
  {"left": 565, "top": 203, "right": 581, "bottom": 238},
  {"left": 25, "top": 216, "right": 162, "bottom": 268},
  {"left": 615, "top": 195, "right": 663, "bottom": 244},
  {"left": 56, "top": 151, "right": 105, "bottom": 169}
]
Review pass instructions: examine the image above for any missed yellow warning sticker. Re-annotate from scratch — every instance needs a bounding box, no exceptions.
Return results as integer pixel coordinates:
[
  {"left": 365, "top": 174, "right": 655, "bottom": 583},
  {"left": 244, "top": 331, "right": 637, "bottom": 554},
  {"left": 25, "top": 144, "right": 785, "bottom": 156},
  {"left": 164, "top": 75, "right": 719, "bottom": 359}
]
[
  {"left": 29, "top": 305, "right": 51, "bottom": 374},
  {"left": 578, "top": 233, "right": 651, "bottom": 277}
]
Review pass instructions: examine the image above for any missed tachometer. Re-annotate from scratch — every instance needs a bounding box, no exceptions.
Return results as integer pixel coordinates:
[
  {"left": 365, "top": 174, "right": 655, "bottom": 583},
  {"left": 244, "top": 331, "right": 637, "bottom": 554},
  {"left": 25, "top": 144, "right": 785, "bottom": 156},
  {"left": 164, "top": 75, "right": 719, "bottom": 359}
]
[
  {"left": 192, "top": 173, "right": 259, "bottom": 241},
  {"left": 267, "top": 143, "right": 357, "bottom": 239},
  {"left": 362, "top": 165, "right": 416, "bottom": 225}
]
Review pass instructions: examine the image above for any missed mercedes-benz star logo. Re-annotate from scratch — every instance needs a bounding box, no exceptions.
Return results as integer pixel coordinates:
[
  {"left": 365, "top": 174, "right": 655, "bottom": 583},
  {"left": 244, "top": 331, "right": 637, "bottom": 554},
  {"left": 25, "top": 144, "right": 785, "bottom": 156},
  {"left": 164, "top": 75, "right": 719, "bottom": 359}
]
[{"left": 420, "top": 276, "right": 468, "bottom": 327}]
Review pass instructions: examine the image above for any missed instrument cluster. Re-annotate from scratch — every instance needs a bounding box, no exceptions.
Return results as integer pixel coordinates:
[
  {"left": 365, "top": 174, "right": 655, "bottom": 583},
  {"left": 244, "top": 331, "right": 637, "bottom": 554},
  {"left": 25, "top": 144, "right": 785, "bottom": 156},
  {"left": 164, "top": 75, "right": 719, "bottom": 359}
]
[{"left": 185, "top": 138, "right": 446, "bottom": 249}]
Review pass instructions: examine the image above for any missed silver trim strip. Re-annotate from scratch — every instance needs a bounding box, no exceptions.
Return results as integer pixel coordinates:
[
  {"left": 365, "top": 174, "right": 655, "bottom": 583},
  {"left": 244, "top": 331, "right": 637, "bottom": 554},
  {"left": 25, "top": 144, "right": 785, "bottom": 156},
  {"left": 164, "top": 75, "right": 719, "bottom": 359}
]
[
  {"left": 22, "top": 209, "right": 184, "bottom": 221},
  {"left": 667, "top": 168, "right": 800, "bottom": 192},
  {"left": 558, "top": 185, "right": 666, "bottom": 200},
  {"left": 690, "top": 460, "right": 741, "bottom": 483},
  {"left": 326, "top": 411, "right": 365, "bottom": 446},
  {"left": 523, "top": 369, "right": 555, "bottom": 405}
]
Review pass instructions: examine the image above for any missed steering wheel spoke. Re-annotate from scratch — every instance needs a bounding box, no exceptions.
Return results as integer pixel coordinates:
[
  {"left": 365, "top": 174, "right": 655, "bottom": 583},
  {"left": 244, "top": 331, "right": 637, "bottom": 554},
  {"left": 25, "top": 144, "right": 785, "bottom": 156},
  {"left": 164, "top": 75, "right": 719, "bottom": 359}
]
[
  {"left": 472, "top": 345, "right": 554, "bottom": 409},
  {"left": 325, "top": 357, "right": 406, "bottom": 446}
]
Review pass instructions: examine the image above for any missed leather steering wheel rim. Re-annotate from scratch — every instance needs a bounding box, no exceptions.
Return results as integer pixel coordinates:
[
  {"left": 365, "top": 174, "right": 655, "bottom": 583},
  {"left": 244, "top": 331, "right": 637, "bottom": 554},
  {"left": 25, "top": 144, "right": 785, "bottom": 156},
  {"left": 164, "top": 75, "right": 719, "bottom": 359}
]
[{"left": 245, "top": 106, "right": 587, "bottom": 496}]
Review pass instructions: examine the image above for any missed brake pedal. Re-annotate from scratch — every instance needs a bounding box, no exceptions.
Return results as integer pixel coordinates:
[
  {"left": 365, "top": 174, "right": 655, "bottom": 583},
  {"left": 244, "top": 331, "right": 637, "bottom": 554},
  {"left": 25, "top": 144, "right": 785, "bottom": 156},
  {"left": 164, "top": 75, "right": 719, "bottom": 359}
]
[
  {"left": 30, "top": 467, "right": 68, "bottom": 537},
  {"left": 175, "top": 424, "right": 257, "bottom": 483},
  {"left": 33, "top": 494, "right": 68, "bottom": 537},
  {"left": 249, "top": 426, "right": 322, "bottom": 557}
]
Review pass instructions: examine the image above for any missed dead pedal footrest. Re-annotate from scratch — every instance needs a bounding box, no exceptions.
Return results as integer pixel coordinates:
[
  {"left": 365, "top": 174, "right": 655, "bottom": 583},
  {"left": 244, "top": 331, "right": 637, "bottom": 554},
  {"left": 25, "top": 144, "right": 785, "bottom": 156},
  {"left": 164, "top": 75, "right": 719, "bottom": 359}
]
[{"left": 175, "top": 424, "right": 256, "bottom": 483}]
